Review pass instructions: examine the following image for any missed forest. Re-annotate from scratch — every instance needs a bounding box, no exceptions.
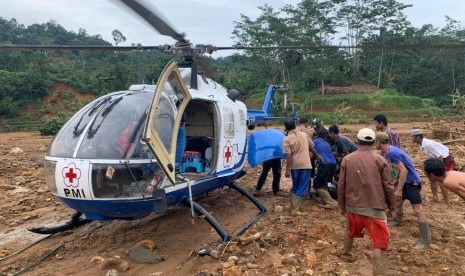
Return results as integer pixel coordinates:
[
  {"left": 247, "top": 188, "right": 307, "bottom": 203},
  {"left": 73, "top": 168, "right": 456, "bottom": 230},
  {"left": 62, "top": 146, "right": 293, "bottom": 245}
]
[{"left": 1, "top": 0, "right": 465, "bottom": 124}]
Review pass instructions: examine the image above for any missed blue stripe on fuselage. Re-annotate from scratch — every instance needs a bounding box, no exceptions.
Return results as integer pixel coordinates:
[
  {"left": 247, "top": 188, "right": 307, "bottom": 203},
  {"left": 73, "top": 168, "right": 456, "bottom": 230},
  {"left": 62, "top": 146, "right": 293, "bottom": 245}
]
[{"left": 57, "top": 171, "right": 244, "bottom": 221}]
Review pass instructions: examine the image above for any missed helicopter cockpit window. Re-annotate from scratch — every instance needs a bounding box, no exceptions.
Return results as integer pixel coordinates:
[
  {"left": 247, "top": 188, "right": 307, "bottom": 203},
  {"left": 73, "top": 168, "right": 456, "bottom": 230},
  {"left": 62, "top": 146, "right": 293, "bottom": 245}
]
[
  {"left": 76, "top": 93, "right": 152, "bottom": 159},
  {"left": 91, "top": 162, "right": 167, "bottom": 199},
  {"left": 47, "top": 101, "right": 97, "bottom": 157},
  {"left": 151, "top": 72, "right": 185, "bottom": 152}
]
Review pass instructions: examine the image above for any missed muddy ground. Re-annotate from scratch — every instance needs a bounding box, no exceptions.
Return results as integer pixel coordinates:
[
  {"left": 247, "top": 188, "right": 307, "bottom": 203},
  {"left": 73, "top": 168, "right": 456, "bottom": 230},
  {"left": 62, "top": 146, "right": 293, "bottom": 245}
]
[{"left": 1, "top": 123, "right": 465, "bottom": 276}]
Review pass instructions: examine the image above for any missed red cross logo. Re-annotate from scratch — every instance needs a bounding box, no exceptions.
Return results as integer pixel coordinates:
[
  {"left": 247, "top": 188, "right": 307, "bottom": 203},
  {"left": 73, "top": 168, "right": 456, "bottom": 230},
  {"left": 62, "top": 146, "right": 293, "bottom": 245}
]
[
  {"left": 223, "top": 140, "right": 233, "bottom": 168},
  {"left": 62, "top": 162, "right": 81, "bottom": 188}
]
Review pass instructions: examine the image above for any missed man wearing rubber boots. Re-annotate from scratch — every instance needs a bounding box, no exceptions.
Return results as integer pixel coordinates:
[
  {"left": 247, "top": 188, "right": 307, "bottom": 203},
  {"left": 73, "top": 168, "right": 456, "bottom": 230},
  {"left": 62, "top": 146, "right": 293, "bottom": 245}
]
[
  {"left": 283, "top": 120, "right": 319, "bottom": 215},
  {"left": 338, "top": 128, "right": 394, "bottom": 276},
  {"left": 312, "top": 130, "right": 338, "bottom": 207},
  {"left": 376, "top": 131, "right": 432, "bottom": 249}
]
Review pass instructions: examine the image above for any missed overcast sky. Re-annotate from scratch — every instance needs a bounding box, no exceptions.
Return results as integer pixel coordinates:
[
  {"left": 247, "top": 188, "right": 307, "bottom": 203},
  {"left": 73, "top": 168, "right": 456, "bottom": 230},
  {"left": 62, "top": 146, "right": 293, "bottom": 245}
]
[{"left": 0, "top": 0, "right": 464, "bottom": 57}]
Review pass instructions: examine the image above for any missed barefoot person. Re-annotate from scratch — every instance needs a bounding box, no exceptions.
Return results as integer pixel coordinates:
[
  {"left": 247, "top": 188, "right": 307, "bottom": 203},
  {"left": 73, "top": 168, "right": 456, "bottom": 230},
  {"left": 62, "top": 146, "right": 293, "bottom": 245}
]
[
  {"left": 423, "top": 158, "right": 465, "bottom": 201},
  {"left": 338, "top": 128, "right": 394, "bottom": 276},
  {"left": 376, "top": 131, "right": 432, "bottom": 249},
  {"left": 411, "top": 128, "right": 454, "bottom": 204}
]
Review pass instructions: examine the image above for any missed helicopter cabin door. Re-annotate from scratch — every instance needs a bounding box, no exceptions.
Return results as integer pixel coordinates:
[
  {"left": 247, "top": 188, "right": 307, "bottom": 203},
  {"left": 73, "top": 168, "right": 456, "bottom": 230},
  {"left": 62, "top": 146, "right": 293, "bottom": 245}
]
[{"left": 144, "top": 60, "right": 192, "bottom": 184}]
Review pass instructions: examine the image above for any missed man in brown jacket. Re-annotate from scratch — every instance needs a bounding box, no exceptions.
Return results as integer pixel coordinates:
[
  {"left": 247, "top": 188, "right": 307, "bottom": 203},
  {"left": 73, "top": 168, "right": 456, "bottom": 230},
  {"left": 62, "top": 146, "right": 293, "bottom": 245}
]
[{"left": 338, "top": 128, "right": 395, "bottom": 276}]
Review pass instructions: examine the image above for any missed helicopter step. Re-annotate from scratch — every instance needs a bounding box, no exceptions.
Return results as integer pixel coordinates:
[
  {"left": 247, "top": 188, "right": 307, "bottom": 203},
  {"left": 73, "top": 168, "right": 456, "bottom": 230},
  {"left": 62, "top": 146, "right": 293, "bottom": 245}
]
[
  {"left": 28, "top": 211, "right": 92, "bottom": 235},
  {"left": 183, "top": 181, "right": 266, "bottom": 243}
]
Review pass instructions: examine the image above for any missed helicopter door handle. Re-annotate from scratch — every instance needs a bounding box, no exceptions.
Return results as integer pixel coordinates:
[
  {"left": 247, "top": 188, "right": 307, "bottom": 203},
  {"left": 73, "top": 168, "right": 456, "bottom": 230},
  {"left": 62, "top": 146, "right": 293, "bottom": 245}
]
[{"left": 208, "top": 95, "right": 214, "bottom": 98}]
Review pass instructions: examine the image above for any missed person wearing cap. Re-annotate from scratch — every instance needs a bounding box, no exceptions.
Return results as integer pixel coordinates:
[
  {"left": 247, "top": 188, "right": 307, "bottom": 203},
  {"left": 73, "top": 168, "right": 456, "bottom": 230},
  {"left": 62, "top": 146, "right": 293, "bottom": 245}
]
[
  {"left": 375, "top": 131, "right": 432, "bottom": 249},
  {"left": 411, "top": 128, "right": 454, "bottom": 204},
  {"left": 310, "top": 118, "right": 328, "bottom": 182},
  {"left": 312, "top": 130, "right": 338, "bottom": 207},
  {"left": 283, "top": 120, "right": 320, "bottom": 215},
  {"left": 338, "top": 128, "right": 394, "bottom": 275},
  {"left": 312, "top": 118, "right": 329, "bottom": 137},
  {"left": 423, "top": 158, "right": 465, "bottom": 201}
]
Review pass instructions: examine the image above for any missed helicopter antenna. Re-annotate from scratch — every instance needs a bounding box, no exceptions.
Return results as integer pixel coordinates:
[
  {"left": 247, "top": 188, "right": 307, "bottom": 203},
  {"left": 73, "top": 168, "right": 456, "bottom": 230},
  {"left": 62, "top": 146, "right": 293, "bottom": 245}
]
[{"left": 281, "top": 59, "right": 287, "bottom": 110}]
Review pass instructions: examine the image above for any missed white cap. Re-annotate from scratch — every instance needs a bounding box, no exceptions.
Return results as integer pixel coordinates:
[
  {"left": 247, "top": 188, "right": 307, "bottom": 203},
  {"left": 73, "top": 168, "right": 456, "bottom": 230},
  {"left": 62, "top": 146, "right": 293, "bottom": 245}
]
[
  {"left": 357, "top": 128, "right": 376, "bottom": 142},
  {"left": 411, "top": 129, "right": 423, "bottom": 136}
]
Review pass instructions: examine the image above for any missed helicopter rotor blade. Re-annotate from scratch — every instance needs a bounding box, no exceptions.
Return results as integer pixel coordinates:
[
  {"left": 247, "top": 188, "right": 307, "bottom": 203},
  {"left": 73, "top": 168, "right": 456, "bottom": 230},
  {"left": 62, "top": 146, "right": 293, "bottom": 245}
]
[
  {"left": 215, "top": 44, "right": 465, "bottom": 51},
  {"left": 0, "top": 45, "right": 163, "bottom": 51},
  {"left": 3, "top": 43, "right": 465, "bottom": 53},
  {"left": 119, "top": 0, "right": 187, "bottom": 44}
]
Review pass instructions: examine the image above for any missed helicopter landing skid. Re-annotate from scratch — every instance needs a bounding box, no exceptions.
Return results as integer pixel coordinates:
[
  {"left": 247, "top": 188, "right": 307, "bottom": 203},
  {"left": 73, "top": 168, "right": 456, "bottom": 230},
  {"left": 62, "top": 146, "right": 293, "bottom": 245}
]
[
  {"left": 28, "top": 211, "right": 92, "bottom": 235},
  {"left": 183, "top": 181, "right": 266, "bottom": 243}
]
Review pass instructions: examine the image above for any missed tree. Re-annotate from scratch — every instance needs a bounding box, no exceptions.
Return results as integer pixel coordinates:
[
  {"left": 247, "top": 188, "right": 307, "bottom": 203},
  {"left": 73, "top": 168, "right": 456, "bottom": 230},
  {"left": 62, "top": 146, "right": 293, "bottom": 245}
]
[
  {"left": 283, "top": 0, "right": 341, "bottom": 94},
  {"left": 111, "top": 29, "right": 126, "bottom": 46}
]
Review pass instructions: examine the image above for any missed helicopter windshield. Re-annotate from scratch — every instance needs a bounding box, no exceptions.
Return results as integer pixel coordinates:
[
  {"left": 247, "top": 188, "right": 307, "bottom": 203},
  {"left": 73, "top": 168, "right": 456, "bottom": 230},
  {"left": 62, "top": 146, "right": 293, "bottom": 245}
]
[
  {"left": 48, "top": 92, "right": 152, "bottom": 159},
  {"left": 77, "top": 93, "right": 151, "bottom": 159},
  {"left": 47, "top": 100, "right": 98, "bottom": 158}
]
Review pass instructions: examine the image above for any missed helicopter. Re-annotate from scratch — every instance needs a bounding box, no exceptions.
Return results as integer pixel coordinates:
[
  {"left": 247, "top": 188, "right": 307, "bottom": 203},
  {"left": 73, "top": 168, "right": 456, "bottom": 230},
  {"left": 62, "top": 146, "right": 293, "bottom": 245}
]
[
  {"left": 0, "top": 0, "right": 298, "bottom": 242},
  {"left": 246, "top": 84, "right": 294, "bottom": 130}
]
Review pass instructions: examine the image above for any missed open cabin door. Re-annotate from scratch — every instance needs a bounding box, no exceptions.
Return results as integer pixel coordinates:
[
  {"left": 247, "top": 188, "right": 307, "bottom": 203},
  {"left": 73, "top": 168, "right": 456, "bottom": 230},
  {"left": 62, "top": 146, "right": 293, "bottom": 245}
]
[{"left": 144, "top": 60, "right": 192, "bottom": 184}]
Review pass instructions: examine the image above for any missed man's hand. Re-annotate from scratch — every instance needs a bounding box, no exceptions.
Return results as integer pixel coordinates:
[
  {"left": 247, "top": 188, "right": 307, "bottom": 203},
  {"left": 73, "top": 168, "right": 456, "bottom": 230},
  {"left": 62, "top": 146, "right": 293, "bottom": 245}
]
[{"left": 395, "top": 189, "right": 402, "bottom": 201}]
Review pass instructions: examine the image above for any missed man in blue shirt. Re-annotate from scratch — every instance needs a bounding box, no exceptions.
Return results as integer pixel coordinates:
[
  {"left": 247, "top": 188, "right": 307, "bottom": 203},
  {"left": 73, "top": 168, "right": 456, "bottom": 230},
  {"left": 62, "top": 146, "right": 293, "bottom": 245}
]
[
  {"left": 376, "top": 132, "right": 432, "bottom": 249},
  {"left": 312, "top": 130, "right": 338, "bottom": 207}
]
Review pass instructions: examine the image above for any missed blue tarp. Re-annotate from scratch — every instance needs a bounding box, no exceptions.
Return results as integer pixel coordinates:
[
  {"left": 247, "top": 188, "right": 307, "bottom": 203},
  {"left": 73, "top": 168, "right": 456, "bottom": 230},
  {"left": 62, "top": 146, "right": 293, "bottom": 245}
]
[{"left": 248, "top": 129, "right": 285, "bottom": 168}]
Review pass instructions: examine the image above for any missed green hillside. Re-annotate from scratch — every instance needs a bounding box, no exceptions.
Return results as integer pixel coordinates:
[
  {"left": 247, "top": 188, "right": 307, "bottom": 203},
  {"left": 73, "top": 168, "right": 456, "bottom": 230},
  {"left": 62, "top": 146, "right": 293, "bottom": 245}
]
[
  {"left": 246, "top": 86, "right": 455, "bottom": 125},
  {"left": 3, "top": 0, "right": 465, "bottom": 133}
]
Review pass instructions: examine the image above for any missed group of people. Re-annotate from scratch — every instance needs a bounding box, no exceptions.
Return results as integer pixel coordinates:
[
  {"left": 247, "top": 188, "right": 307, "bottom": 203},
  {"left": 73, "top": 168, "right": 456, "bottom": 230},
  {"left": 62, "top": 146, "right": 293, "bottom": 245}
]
[
  {"left": 254, "top": 117, "right": 357, "bottom": 208},
  {"left": 253, "top": 113, "right": 465, "bottom": 276},
  {"left": 339, "top": 114, "right": 465, "bottom": 275}
]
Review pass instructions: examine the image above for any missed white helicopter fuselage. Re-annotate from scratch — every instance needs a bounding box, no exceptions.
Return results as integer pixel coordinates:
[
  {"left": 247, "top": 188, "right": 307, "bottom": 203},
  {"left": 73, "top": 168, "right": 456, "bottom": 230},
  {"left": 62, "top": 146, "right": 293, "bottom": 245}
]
[{"left": 44, "top": 64, "right": 250, "bottom": 220}]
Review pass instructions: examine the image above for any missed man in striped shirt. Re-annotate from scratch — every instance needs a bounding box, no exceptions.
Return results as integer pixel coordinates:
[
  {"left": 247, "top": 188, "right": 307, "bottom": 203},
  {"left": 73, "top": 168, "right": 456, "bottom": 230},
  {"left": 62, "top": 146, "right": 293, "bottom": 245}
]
[
  {"left": 374, "top": 114, "right": 401, "bottom": 183},
  {"left": 374, "top": 114, "right": 400, "bottom": 147}
]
